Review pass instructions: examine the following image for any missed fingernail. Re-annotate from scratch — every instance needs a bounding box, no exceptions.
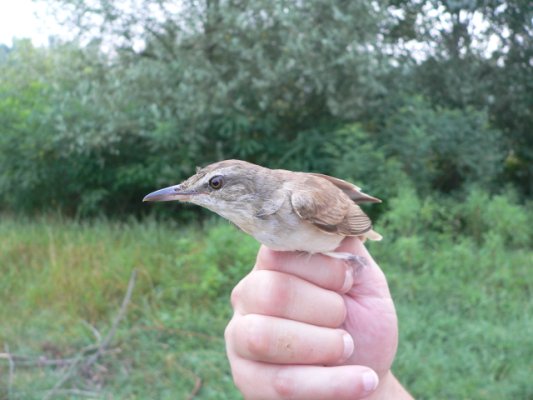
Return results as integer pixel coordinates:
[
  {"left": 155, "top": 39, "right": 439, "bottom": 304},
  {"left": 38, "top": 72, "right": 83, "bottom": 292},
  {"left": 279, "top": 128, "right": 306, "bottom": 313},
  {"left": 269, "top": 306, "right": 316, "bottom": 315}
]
[
  {"left": 342, "top": 333, "right": 354, "bottom": 361},
  {"left": 340, "top": 267, "right": 354, "bottom": 293},
  {"left": 362, "top": 370, "right": 379, "bottom": 393}
]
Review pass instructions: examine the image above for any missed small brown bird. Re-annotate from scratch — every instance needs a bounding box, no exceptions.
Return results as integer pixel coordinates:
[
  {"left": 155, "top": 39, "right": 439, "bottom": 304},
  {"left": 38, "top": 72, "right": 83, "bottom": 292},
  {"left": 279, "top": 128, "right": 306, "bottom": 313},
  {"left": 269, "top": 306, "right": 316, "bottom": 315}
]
[{"left": 143, "top": 160, "right": 381, "bottom": 260}]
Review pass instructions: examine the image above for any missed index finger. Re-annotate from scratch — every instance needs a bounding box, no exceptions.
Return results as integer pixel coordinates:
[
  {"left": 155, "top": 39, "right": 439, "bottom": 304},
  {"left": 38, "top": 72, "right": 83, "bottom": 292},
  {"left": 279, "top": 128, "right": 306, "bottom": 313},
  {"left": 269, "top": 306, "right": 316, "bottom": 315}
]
[
  {"left": 254, "top": 238, "right": 365, "bottom": 293},
  {"left": 255, "top": 237, "right": 391, "bottom": 297}
]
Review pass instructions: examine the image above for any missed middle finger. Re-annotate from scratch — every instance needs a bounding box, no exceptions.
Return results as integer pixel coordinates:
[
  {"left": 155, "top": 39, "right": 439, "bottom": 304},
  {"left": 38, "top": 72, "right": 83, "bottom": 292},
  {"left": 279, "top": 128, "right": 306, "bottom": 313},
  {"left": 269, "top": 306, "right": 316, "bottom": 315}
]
[
  {"left": 228, "top": 313, "right": 354, "bottom": 365},
  {"left": 232, "top": 270, "right": 346, "bottom": 328}
]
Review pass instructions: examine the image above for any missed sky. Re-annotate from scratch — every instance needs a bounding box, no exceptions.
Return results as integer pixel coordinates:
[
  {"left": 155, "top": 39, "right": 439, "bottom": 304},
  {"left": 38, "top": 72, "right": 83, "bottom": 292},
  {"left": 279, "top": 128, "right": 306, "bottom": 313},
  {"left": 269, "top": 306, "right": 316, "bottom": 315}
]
[
  {"left": 0, "top": 0, "right": 70, "bottom": 47},
  {"left": 0, "top": 1, "right": 502, "bottom": 57}
]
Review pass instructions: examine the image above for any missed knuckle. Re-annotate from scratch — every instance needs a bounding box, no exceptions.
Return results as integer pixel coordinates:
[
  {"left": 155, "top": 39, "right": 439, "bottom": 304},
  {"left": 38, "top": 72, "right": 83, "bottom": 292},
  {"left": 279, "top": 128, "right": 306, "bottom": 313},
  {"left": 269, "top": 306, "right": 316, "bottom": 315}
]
[
  {"left": 255, "top": 246, "right": 275, "bottom": 270},
  {"left": 230, "top": 280, "right": 243, "bottom": 309},
  {"left": 231, "top": 369, "right": 247, "bottom": 395},
  {"left": 331, "top": 383, "right": 350, "bottom": 400},
  {"left": 255, "top": 246, "right": 286, "bottom": 272},
  {"left": 252, "top": 271, "right": 292, "bottom": 316},
  {"left": 224, "top": 318, "right": 235, "bottom": 343},
  {"left": 272, "top": 368, "right": 297, "bottom": 399},
  {"left": 232, "top": 370, "right": 260, "bottom": 400},
  {"left": 241, "top": 314, "right": 271, "bottom": 358}
]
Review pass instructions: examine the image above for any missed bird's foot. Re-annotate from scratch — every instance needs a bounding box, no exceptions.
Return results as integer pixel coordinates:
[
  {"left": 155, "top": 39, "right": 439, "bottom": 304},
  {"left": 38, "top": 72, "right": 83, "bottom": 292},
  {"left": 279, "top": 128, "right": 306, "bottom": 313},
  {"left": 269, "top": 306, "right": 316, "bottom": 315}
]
[
  {"left": 322, "top": 252, "right": 369, "bottom": 271},
  {"left": 323, "top": 252, "right": 369, "bottom": 293}
]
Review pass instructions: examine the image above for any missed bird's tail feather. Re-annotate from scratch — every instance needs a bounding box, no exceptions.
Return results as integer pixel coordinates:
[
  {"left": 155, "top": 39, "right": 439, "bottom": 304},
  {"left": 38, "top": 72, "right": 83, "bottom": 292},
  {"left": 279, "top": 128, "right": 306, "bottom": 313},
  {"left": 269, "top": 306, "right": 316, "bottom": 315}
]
[{"left": 362, "top": 229, "right": 382, "bottom": 242}]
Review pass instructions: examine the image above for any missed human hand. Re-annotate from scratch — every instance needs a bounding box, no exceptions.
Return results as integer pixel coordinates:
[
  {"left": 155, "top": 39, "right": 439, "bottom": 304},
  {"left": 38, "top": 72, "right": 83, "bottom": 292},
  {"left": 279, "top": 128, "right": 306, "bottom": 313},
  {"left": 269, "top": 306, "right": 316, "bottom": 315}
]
[{"left": 225, "top": 237, "right": 411, "bottom": 399}]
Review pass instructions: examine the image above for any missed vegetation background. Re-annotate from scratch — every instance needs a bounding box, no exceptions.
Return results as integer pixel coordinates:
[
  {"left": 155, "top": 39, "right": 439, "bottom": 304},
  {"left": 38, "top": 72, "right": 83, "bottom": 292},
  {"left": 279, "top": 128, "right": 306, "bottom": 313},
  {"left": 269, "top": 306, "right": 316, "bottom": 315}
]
[{"left": 0, "top": 0, "right": 531, "bottom": 399}]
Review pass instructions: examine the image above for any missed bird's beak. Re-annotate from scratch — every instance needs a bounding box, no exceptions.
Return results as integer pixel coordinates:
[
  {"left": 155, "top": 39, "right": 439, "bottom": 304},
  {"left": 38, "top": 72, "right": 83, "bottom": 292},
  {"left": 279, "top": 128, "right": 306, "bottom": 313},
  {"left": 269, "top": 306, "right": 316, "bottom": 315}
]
[{"left": 143, "top": 185, "right": 196, "bottom": 202}]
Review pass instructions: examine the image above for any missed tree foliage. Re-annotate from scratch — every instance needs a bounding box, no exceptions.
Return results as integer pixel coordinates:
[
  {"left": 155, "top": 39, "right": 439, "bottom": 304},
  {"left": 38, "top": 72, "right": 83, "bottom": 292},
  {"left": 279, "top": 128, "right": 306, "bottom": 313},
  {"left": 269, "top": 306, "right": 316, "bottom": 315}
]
[
  {"left": 387, "top": 0, "right": 533, "bottom": 193},
  {"left": 0, "top": 0, "right": 531, "bottom": 216}
]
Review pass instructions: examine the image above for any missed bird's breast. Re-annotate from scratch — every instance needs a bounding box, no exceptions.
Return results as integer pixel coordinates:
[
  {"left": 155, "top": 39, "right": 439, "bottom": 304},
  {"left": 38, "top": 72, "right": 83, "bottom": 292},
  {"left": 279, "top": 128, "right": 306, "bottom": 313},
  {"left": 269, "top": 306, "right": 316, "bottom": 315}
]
[
  {"left": 240, "top": 212, "right": 344, "bottom": 253},
  {"left": 214, "top": 196, "right": 344, "bottom": 253}
]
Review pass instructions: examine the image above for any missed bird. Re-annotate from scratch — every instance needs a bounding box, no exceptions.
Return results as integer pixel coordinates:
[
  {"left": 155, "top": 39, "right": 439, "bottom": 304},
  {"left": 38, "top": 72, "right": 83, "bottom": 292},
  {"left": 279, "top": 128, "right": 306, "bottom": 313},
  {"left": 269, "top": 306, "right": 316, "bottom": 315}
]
[{"left": 143, "top": 160, "right": 381, "bottom": 261}]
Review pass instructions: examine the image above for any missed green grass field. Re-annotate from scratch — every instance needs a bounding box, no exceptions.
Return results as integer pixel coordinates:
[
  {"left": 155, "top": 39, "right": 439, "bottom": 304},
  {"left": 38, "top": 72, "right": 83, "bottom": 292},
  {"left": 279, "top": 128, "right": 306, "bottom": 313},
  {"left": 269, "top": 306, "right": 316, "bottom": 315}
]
[{"left": 0, "top": 191, "right": 532, "bottom": 399}]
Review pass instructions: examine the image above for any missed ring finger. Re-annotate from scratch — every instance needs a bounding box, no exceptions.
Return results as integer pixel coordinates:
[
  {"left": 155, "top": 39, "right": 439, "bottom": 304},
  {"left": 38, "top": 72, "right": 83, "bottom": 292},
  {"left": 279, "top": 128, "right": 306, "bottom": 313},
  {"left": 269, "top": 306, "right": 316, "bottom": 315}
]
[{"left": 226, "top": 314, "right": 354, "bottom": 365}]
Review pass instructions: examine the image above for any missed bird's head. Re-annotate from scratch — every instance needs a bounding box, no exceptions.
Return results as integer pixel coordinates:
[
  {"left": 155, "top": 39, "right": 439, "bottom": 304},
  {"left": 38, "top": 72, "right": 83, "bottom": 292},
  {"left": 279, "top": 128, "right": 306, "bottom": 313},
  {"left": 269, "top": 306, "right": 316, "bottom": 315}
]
[{"left": 143, "top": 160, "right": 270, "bottom": 221}]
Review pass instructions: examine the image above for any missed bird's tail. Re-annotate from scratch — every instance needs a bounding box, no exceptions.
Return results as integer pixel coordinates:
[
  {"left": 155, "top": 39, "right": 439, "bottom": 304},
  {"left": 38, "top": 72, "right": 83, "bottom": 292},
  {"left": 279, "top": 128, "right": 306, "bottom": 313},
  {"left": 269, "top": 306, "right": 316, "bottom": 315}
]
[{"left": 362, "top": 229, "right": 383, "bottom": 242}]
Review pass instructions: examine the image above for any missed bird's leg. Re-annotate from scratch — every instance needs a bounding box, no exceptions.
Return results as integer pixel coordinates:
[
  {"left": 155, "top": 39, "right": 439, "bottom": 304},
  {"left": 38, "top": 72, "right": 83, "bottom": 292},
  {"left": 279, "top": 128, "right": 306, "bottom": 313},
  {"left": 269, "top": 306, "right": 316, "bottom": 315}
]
[
  {"left": 321, "top": 252, "right": 368, "bottom": 293},
  {"left": 322, "top": 252, "right": 369, "bottom": 271}
]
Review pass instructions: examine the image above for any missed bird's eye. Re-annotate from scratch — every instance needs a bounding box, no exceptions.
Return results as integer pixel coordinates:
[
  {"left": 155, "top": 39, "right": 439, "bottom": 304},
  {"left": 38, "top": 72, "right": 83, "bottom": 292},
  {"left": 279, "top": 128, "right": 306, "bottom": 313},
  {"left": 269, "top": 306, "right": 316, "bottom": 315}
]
[{"left": 209, "top": 176, "right": 224, "bottom": 190}]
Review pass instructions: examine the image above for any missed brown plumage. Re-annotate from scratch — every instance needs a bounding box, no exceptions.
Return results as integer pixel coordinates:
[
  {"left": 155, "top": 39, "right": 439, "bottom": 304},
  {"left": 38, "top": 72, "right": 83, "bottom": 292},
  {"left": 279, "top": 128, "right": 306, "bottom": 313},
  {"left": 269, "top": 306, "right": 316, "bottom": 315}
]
[
  {"left": 144, "top": 160, "right": 382, "bottom": 255},
  {"left": 290, "top": 173, "right": 378, "bottom": 238}
]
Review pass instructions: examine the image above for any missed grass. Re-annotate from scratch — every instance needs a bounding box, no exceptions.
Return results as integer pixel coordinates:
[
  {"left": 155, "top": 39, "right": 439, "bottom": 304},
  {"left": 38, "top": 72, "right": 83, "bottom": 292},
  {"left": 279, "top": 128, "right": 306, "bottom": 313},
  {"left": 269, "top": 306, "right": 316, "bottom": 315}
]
[
  {"left": 0, "top": 190, "right": 531, "bottom": 399},
  {"left": 0, "top": 217, "right": 258, "bottom": 399}
]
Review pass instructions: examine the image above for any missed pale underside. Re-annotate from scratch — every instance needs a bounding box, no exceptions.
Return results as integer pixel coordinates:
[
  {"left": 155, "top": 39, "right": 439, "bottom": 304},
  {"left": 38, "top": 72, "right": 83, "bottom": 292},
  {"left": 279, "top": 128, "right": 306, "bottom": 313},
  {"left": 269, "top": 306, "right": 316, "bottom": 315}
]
[
  {"left": 175, "top": 160, "right": 382, "bottom": 253},
  {"left": 214, "top": 172, "right": 381, "bottom": 253}
]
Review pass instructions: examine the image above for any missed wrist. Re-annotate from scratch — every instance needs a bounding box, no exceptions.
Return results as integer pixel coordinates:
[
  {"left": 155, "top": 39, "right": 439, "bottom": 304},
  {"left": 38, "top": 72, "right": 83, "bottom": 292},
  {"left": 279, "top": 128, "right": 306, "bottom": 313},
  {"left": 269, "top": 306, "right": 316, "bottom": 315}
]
[{"left": 364, "top": 371, "right": 413, "bottom": 400}]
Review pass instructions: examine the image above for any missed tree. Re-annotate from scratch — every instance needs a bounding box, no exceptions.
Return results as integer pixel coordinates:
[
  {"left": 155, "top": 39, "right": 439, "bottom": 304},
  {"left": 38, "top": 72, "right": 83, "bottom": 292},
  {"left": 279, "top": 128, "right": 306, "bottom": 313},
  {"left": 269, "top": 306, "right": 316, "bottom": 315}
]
[
  {"left": 386, "top": 0, "right": 533, "bottom": 195},
  {"left": 3, "top": 1, "right": 394, "bottom": 215}
]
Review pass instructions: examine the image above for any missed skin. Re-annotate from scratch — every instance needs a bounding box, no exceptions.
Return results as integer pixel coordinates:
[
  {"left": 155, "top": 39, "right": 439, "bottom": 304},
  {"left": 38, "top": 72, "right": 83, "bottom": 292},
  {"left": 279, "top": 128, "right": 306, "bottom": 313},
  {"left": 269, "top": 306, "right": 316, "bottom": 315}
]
[{"left": 225, "top": 237, "right": 413, "bottom": 399}]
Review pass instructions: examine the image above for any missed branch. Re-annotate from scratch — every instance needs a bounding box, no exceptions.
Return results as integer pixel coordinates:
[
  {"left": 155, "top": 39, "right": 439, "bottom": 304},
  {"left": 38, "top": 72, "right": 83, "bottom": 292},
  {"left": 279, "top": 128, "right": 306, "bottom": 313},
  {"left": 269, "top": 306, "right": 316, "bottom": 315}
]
[
  {"left": 2, "top": 345, "right": 119, "bottom": 368},
  {"left": 43, "top": 269, "right": 138, "bottom": 399},
  {"left": 43, "top": 353, "right": 85, "bottom": 400},
  {"left": 84, "top": 269, "right": 138, "bottom": 367},
  {"left": 1, "top": 344, "right": 15, "bottom": 400},
  {"left": 136, "top": 325, "right": 221, "bottom": 342},
  {"left": 82, "top": 320, "right": 102, "bottom": 343},
  {"left": 174, "top": 363, "right": 202, "bottom": 400},
  {"left": 50, "top": 388, "right": 100, "bottom": 398},
  {"left": 188, "top": 373, "right": 202, "bottom": 400}
]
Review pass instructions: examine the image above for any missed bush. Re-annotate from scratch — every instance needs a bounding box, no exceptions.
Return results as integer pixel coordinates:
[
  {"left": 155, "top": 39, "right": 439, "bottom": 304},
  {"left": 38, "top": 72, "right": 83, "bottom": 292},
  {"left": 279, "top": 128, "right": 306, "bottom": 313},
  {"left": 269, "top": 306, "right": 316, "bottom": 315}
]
[
  {"left": 327, "top": 124, "right": 411, "bottom": 206},
  {"left": 380, "top": 97, "right": 505, "bottom": 195}
]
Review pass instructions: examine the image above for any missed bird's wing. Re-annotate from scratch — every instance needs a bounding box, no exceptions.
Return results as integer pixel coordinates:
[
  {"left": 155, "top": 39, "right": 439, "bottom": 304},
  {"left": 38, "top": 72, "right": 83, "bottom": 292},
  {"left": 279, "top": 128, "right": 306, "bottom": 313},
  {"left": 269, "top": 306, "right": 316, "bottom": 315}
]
[
  {"left": 337, "top": 204, "right": 373, "bottom": 236},
  {"left": 309, "top": 173, "right": 381, "bottom": 204},
  {"left": 290, "top": 176, "right": 372, "bottom": 236}
]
